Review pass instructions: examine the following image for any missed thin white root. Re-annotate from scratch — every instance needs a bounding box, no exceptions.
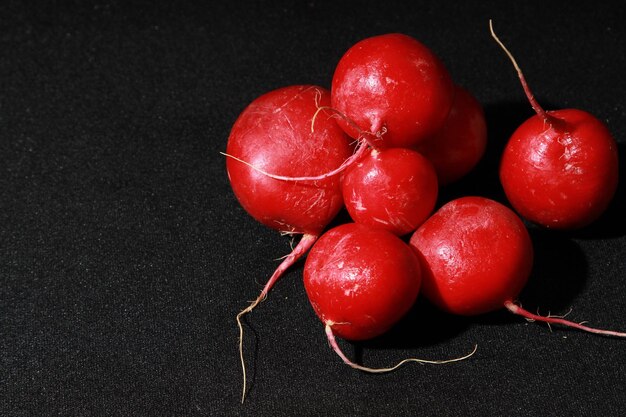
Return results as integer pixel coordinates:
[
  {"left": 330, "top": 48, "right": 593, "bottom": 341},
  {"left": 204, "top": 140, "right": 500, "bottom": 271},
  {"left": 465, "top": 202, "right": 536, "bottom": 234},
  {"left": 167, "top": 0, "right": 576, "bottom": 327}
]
[
  {"left": 237, "top": 298, "right": 262, "bottom": 403},
  {"left": 222, "top": 139, "right": 369, "bottom": 182},
  {"left": 324, "top": 323, "right": 477, "bottom": 373},
  {"left": 237, "top": 234, "right": 318, "bottom": 403}
]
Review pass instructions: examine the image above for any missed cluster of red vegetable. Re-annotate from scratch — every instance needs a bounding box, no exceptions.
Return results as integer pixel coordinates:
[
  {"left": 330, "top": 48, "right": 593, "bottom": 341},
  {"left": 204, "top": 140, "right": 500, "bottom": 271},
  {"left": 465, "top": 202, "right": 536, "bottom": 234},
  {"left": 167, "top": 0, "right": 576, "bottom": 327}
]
[{"left": 225, "top": 22, "right": 621, "bottom": 401}]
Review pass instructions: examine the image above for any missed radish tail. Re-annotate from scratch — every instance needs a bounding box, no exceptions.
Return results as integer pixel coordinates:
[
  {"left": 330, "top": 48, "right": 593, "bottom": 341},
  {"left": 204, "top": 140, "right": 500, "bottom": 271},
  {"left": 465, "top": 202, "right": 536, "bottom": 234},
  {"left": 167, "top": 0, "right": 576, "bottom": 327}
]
[
  {"left": 324, "top": 322, "right": 477, "bottom": 373},
  {"left": 489, "top": 20, "right": 554, "bottom": 126},
  {"left": 237, "top": 233, "right": 318, "bottom": 403},
  {"left": 222, "top": 138, "right": 370, "bottom": 183},
  {"left": 505, "top": 300, "right": 626, "bottom": 338}
]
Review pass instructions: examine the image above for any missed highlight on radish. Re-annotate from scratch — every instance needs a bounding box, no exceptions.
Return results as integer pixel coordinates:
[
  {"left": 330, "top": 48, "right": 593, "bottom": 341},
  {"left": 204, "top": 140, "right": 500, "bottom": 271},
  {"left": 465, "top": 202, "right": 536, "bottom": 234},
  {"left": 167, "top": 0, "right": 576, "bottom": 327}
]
[
  {"left": 225, "top": 85, "right": 352, "bottom": 401},
  {"left": 410, "top": 196, "right": 626, "bottom": 338},
  {"left": 490, "top": 21, "right": 619, "bottom": 229},
  {"left": 304, "top": 222, "right": 477, "bottom": 371}
]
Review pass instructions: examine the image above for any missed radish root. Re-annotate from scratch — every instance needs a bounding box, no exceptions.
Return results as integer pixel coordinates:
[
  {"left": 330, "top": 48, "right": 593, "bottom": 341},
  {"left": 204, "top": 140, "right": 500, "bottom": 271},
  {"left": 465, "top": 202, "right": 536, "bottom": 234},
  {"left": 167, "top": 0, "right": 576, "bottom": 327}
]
[
  {"left": 324, "top": 322, "right": 478, "bottom": 373},
  {"left": 237, "top": 233, "right": 318, "bottom": 403},
  {"left": 505, "top": 300, "right": 626, "bottom": 338},
  {"left": 310, "top": 104, "right": 384, "bottom": 147},
  {"left": 489, "top": 19, "right": 563, "bottom": 132},
  {"left": 223, "top": 102, "right": 385, "bottom": 185},
  {"left": 221, "top": 140, "right": 370, "bottom": 183}
]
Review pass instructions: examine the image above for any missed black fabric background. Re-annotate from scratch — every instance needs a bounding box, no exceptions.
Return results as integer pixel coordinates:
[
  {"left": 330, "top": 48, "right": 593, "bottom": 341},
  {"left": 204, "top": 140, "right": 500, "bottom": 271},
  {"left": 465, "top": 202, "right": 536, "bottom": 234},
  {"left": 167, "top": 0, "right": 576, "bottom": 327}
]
[{"left": 2, "top": 1, "right": 626, "bottom": 416}]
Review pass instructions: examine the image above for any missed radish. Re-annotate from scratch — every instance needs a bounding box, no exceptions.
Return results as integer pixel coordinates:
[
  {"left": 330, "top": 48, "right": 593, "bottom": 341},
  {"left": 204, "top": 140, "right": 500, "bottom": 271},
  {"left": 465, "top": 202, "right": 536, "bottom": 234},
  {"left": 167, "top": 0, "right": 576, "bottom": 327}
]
[
  {"left": 415, "top": 85, "right": 488, "bottom": 185},
  {"left": 490, "top": 21, "right": 619, "bottom": 229},
  {"left": 225, "top": 85, "right": 352, "bottom": 401},
  {"left": 304, "top": 222, "right": 476, "bottom": 370},
  {"left": 410, "top": 196, "right": 626, "bottom": 337},
  {"left": 341, "top": 147, "right": 438, "bottom": 236},
  {"left": 331, "top": 33, "right": 455, "bottom": 148}
]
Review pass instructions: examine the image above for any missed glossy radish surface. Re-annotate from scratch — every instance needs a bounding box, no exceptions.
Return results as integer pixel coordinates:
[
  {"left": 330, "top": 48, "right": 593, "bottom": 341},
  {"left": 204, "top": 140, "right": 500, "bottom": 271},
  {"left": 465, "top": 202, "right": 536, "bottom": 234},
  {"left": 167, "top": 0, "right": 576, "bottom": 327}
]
[
  {"left": 500, "top": 109, "right": 618, "bottom": 229},
  {"left": 411, "top": 195, "right": 626, "bottom": 337},
  {"left": 341, "top": 147, "right": 438, "bottom": 236},
  {"left": 491, "top": 23, "right": 619, "bottom": 229},
  {"left": 304, "top": 223, "right": 422, "bottom": 341},
  {"left": 331, "top": 33, "right": 455, "bottom": 148},
  {"left": 416, "top": 85, "right": 488, "bottom": 185},
  {"left": 226, "top": 85, "right": 351, "bottom": 235},
  {"left": 410, "top": 196, "right": 533, "bottom": 316}
]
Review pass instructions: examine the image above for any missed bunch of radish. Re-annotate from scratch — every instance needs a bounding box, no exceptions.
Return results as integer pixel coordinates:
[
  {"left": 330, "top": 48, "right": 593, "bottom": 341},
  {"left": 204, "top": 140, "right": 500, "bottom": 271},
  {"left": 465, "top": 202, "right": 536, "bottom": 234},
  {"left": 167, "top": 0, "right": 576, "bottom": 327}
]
[{"left": 225, "top": 22, "right": 622, "bottom": 401}]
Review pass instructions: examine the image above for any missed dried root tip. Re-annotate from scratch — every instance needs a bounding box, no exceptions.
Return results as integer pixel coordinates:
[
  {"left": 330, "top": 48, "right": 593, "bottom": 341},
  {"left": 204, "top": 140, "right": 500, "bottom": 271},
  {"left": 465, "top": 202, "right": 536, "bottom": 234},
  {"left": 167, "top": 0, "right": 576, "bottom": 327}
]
[
  {"left": 324, "top": 322, "right": 478, "bottom": 373},
  {"left": 505, "top": 300, "right": 626, "bottom": 338},
  {"left": 237, "top": 234, "right": 318, "bottom": 403}
]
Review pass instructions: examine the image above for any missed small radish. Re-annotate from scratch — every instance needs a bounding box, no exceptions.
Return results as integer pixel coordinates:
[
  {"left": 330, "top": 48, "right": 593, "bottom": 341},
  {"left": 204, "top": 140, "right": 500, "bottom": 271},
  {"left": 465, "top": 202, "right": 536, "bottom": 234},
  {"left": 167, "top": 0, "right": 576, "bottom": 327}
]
[
  {"left": 415, "top": 85, "right": 488, "bottom": 185},
  {"left": 331, "top": 33, "right": 455, "bottom": 148},
  {"left": 491, "top": 21, "right": 619, "bottom": 229},
  {"left": 410, "top": 196, "right": 626, "bottom": 337},
  {"left": 341, "top": 147, "right": 438, "bottom": 236},
  {"left": 304, "top": 222, "right": 476, "bottom": 370},
  {"left": 225, "top": 85, "right": 352, "bottom": 401}
]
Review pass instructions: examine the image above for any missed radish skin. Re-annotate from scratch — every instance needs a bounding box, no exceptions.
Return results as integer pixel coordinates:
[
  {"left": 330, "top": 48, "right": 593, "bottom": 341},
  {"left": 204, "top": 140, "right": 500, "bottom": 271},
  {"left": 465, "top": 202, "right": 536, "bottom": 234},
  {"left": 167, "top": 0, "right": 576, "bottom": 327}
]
[
  {"left": 331, "top": 33, "right": 455, "bottom": 148},
  {"left": 415, "top": 85, "right": 487, "bottom": 185},
  {"left": 342, "top": 148, "right": 438, "bottom": 236}
]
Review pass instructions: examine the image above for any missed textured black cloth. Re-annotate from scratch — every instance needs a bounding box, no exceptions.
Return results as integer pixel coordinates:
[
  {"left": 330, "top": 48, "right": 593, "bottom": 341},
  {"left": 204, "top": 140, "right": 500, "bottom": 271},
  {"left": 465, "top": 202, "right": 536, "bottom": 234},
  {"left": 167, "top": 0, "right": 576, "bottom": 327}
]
[{"left": 2, "top": 1, "right": 625, "bottom": 416}]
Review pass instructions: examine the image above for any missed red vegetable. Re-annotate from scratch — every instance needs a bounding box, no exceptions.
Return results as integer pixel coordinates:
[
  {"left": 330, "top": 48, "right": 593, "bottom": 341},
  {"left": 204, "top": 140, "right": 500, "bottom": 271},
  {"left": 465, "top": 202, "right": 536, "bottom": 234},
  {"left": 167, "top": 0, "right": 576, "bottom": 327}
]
[
  {"left": 341, "top": 147, "right": 438, "bottom": 236},
  {"left": 415, "top": 85, "right": 488, "bottom": 185},
  {"left": 491, "top": 22, "right": 619, "bottom": 229},
  {"left": 410, "top": 196, "right": 532, "bottom": 316},
  {"left": 331, "top": 33, "right": 455, "bottom": 148},
  {"left": 227, "top": 86, "right": 350, "bottom": 237},
  {"left": 305, "top": 223, "right": 422, "bottom": 341},
  {"left": 410, "top": 196, "right": 626, "bottom": 337},
  {"left": 225, "top": 85, "right": 352, "bottom": 401}
]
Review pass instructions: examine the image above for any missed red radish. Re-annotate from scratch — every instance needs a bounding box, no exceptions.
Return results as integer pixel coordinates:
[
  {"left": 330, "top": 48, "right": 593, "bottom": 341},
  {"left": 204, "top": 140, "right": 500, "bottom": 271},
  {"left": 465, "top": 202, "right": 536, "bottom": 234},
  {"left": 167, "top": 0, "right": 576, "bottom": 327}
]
[
  {"left": 331, "top": 33, "right": 455, "bottom": 148},
  {"left": 227, "top": 86, "right": 351, "bottom": 236},
  {"left": 491, "top": 21, "right": 619, "bottom": 229},
  {"left": 415, "top": 85, "right": 488, "bottom": 185},
  {"left": 304, "top": 222, "right": 476, "bottom": 369},
  {"left": 341, "top": 147, "right": 438, "bottom": 236},
  {"left": 225, "top": 85, "right": 352, "bottom": 401},
  {"left": 410, "top": 196, "right": 533, "bottom": 316},
  {"left": 410, "top": 196, "right": 626, "bottom": 337}
]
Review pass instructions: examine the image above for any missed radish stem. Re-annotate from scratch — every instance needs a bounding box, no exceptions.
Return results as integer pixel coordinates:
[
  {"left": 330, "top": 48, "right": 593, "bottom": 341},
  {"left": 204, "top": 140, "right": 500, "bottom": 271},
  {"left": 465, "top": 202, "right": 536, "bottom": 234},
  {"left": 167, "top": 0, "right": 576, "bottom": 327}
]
[
  {"left": 505, "top": 300, "right": 626, "bottom": 338},
  {"left": 489, "top": 20, "right": 554, "bottom": 126},
  {"left": 237, "top": 233, "right": 318, "bottom": 403}
]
